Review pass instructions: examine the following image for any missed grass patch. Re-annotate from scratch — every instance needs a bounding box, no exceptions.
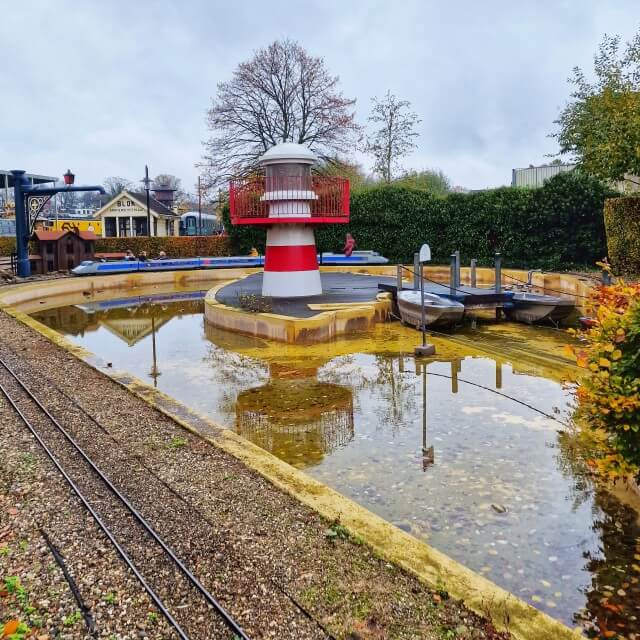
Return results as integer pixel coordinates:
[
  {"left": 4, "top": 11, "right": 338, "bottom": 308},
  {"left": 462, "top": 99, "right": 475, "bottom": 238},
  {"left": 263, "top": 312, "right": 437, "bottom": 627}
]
[{"left": 167, "top": 436, "right": 188, "bottom": 449}]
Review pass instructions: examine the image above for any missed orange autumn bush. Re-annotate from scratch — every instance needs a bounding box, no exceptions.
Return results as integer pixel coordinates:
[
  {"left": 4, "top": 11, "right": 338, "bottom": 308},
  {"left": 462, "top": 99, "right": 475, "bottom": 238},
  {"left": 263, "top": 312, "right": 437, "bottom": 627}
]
[{"left": 568, "top": 279, "right": 640, "bottom": 480}]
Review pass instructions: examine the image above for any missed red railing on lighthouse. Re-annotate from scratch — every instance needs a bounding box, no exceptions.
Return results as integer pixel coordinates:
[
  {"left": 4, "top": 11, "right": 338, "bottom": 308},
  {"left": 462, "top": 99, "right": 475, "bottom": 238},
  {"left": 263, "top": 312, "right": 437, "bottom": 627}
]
[{"left": 229, "top": 175, "right": 350, "bottom": 225}]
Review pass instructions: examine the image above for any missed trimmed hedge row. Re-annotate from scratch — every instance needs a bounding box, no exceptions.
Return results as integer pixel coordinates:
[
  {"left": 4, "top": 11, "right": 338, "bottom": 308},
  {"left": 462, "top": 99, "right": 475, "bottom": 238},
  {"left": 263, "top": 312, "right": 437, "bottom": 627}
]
[
  {"left": 604, "top": 197, "right": 640, "bottom": 275},
  {"left": 223, "top": 171, "right": 614, "bottom": 270},
  {"left": 0, "top": 235, "right": 231, "bottom": 259},
  {"left": 93, "top": 236, "right": 231, "bottom": 258}
]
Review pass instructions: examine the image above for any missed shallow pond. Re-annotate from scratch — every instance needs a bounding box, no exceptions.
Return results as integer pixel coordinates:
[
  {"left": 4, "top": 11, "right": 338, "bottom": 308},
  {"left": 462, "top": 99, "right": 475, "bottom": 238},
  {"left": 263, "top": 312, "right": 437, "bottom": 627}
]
[{"left": 31, "top": 287, "right": 640, "bottom": 637}]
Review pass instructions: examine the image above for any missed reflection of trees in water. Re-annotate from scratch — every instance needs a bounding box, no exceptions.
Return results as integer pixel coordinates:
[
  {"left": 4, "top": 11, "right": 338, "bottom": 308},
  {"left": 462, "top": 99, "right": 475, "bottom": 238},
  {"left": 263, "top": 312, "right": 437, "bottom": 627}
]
[
  {"left": 372, "top": 355, "right": 417, "bottom": 431},
  {"left": 319, "top": 354, "right": 418, "bottom": 432},
  {"left": 556, "top": 430, "right": 640, "bottom": 636},
  {"left": 235, "top": 380, "right": 354, "bottom": 467},
  {"left": 576, "top": 489, "right": 640, "bottom": 637}
]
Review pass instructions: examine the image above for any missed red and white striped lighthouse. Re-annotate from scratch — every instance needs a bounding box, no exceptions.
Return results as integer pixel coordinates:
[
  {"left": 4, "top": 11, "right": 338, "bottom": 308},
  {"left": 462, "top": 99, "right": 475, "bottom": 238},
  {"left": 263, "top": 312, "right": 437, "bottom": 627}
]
[{"left": 229, "top": 143, "right": 350, "bottom": 298}]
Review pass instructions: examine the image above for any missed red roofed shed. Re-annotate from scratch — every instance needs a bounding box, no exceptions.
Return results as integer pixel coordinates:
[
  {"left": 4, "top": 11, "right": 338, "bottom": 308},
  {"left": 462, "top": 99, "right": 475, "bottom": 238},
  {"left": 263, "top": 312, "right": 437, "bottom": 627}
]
[{"left": 30, "top": 228, "right": 97, "bottom": 274}]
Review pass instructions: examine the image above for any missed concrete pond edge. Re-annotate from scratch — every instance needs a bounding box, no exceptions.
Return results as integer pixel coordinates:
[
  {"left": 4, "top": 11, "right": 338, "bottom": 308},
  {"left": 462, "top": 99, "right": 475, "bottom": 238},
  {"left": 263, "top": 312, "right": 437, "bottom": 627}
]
[
  {"left": 0, "top": 275, "right": 587, "bottom": 640},
  {"left": 204, "top": 280, "right": 393, "bottom": 343}
]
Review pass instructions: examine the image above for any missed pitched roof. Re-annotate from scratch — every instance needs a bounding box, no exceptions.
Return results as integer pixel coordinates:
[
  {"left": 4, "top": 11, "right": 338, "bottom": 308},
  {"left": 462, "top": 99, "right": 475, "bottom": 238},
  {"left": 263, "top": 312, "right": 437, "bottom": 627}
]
[
  {"left": 33, "top": 230, "right": 66, "bottom": 241},
  {"left": 128, "top": 191, "right": 177, "bottom": 216},
  {"left": 33, "top": 229, "right": 97, "bottom": 241}
]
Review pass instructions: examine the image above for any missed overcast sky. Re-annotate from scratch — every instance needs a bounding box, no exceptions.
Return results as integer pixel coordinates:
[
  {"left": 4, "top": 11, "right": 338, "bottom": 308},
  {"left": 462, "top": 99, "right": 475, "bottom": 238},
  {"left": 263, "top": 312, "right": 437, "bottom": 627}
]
[{"left": 1, "top": 1, "right": 638, "bottom": 192}]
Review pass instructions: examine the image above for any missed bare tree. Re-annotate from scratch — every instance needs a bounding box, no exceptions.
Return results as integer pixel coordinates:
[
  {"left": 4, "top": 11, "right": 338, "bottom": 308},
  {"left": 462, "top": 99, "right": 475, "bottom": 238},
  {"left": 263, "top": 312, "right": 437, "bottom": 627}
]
[
  {"left": 103, "top": 176, "right": 133, "bottom": 197},
  {"left": 366, "top": 91, "right": 421, "bottom": 182},
  {"left": 202, "top": 39, "right": 361, "bottom": 187}
]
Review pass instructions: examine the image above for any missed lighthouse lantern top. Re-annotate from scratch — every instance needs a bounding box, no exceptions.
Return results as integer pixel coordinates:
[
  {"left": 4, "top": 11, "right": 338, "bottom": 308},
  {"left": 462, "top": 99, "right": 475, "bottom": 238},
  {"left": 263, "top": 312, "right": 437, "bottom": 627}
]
[{"left": 259, "top": 142, "right": 317, "bottom": 167}]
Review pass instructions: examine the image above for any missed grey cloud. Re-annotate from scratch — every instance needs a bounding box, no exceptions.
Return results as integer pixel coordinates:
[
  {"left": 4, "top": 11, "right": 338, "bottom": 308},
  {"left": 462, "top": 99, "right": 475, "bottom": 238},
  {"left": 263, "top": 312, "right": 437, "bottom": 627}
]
[{"left": 1, "top": 0, "right": 638, "bottom": 191}]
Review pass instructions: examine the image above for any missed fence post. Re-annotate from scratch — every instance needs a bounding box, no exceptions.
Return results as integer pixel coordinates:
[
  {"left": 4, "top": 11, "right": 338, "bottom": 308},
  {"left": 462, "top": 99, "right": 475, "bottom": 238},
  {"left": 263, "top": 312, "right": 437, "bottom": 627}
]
[
  {"left": 494, "top": 253, "right": 502, "bottom": 293},
  {"left": 470, "top": 258, "right": 477, "bottom": 288},
  {"left": 450, "top": 254, "right": 457, "bottom": 295},
  {"left": 454, "top": 250, "right": 461, "bottom": 289},
  {"left": 413, "top": 253, "right": 420, "bottom": 290}
]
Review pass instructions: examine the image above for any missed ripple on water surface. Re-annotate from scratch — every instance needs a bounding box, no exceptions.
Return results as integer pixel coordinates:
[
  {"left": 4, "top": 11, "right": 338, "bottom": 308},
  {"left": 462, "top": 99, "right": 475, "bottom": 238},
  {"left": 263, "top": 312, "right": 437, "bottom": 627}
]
[{"left": 32, "top": 292, "right": 640, "bottom": 636}]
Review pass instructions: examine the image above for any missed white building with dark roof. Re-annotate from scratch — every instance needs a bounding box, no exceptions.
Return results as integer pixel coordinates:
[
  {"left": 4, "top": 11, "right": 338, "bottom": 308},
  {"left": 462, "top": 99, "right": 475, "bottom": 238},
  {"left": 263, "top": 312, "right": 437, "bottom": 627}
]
[{"left": 93, "top": 190, "right": 180, "bottom": 237}]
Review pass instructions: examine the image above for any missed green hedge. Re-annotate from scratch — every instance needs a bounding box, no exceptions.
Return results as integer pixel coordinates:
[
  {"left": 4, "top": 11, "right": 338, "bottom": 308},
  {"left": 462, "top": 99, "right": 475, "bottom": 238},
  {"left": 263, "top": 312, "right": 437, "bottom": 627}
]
[
  {"left": 94, "top": 236, "right": 231, "bottom": 258},
  {"left": 0, "top": 235, "right": 231, "bottom": 259},
  {"left": 224, "top": 171, "right": 614, "bottom": 270},
  {"left": 604, "top": 197, "right": 640, "bottom": 275}
]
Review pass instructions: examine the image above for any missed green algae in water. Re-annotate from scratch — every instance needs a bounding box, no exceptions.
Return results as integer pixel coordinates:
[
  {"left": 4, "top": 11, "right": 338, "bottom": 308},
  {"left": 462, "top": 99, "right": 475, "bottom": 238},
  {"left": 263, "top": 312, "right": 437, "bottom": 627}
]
[{"left": 32, "top": 295, "right": 640, "bottom": 636}]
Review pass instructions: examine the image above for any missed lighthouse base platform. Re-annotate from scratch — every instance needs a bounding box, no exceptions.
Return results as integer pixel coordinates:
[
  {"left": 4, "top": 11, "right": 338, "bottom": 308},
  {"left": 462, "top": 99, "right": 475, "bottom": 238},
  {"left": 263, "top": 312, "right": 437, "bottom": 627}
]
[{"left": 205, "top": 272, "right": 395, "bottom": 343}]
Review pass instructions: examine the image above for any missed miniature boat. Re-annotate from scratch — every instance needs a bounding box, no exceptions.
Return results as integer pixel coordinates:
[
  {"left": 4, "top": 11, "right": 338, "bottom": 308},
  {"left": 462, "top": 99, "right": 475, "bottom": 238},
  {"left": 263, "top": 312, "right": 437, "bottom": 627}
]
[
  {"left": 505, "top": 292, "right": 575, "bottom": 324},
  {"left": 397, "top": 290, "right": 465, "bottom": 328}
]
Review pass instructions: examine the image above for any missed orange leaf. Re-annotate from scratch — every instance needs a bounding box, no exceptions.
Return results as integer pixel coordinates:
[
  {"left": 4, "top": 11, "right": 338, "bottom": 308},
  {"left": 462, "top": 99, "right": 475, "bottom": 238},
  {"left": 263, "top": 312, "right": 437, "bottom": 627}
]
[{"left": 2, "top": 620, "right": 20, "bottom": 636}]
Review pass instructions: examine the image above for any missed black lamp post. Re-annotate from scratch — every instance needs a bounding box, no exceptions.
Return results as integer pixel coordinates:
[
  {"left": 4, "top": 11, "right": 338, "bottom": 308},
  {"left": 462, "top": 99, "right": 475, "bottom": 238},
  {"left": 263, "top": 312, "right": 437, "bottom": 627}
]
[
  {"left": 12, "top": 169, "right": 105, "bottom": 278},
  {"left": 141, "top": 165, "right": 151, "bottom": 236}
]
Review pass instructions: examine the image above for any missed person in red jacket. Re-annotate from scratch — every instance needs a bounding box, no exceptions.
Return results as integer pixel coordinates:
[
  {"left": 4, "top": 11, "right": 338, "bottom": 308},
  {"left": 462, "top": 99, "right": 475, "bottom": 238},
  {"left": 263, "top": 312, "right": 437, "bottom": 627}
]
[{"left": 343, "top": 233, "right": 356, "bottom": 257}]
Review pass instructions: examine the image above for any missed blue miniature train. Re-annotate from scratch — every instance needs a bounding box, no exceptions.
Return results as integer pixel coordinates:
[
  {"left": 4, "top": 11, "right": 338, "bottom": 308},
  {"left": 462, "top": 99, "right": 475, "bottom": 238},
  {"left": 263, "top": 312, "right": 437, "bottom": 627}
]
[{"left": 71, "top": 251, "right": 389, "bottom": 276}]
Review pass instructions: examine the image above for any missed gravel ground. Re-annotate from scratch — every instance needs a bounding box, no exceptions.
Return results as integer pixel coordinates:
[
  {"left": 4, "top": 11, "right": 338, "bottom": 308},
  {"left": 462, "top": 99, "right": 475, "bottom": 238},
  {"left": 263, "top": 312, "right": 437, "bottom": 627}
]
[{"left": 0, "top": 309, "right": 511, "bottom": 640}]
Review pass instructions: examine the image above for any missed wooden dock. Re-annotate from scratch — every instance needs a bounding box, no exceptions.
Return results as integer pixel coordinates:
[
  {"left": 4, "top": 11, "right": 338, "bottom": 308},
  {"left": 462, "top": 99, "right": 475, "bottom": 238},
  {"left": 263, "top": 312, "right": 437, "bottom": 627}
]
[{"left": 378, "top": 282, "right": 514, "bottom": 311}]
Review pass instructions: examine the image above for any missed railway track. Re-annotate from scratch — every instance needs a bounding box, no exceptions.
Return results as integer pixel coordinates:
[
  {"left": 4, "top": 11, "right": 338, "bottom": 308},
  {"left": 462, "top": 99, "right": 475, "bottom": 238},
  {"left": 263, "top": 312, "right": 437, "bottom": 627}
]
[{"left": 0, "top": 355, "right": 250, "bottom": 640}]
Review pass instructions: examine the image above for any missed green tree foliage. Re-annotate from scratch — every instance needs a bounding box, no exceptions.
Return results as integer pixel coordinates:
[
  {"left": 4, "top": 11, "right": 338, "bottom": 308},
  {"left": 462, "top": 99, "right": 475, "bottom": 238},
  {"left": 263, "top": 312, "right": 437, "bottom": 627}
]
[
  {"left": 554, "top": 32, "right": 640, "bottom": 185},
  {"left": 224, "top": 171, "right": 614, "bottom": 270},
  {"left": 393, "top": 169, "right": 451, "bottom": 196},
  {"left": 604, "top": 196, "right": 640, "bottom": 275}
]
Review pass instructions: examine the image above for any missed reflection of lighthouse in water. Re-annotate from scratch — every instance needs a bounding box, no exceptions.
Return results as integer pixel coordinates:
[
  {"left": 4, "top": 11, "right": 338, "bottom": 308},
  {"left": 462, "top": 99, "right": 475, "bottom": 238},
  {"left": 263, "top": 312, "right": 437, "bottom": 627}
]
[{"left": 235, "top": 363, "right": 354, "bottom": 468}]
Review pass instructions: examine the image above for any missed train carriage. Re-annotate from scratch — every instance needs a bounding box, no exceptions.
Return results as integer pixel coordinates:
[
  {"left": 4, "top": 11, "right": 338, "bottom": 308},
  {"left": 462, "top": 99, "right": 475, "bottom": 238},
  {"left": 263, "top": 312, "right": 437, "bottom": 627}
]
[{"left": 71, "top": 251, "right": 388, "bottom": 276}]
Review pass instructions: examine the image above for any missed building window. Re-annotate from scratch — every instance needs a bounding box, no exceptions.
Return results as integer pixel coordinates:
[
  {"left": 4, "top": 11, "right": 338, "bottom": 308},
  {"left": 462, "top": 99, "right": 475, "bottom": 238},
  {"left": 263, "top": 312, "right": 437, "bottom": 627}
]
[
  {"left": 134, "top": 218, "right": 147, "bottom": 236},
  {"left": 105, "top": 219, "right": 116, "bottom": 237},
  {"left": 118, "top": 218, "right": 131, "bottom": 237}
]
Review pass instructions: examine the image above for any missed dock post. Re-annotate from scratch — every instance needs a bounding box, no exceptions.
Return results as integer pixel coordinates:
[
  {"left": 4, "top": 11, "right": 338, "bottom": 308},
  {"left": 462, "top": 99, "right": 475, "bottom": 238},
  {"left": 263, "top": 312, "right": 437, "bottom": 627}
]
[
  {"left": 454, "top": 250, "right": 461, "bottom": 289},
  {"left": 494, "top": 253, "right": 502, "bottom": 293},
  {"left": 450, "top": 254, "right": 457, "bottom": 294},
  {"left": 413, "top": 253, "right": 420, "bottom": 290},
  {"left": 451, "top": 360, "right": 459, "bottom": 394},
  {"left": 396, "top": 264, "right": 403, "bottom": 292},
  {"left": 470, "top": 258, "right": 477, "bottom": 288}
]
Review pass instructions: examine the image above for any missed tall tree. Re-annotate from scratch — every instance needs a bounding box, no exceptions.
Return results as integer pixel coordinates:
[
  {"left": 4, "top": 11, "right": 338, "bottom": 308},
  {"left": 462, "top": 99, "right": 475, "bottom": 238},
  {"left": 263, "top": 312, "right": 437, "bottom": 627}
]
[
  {"left": 554, "top": 31, "right": 640, "bottom": 185},
  {"left": 202, "top": 39, "right": 361, "bottom": 187},
  {"left": 103, "top": 176, "right": 133, "bottom": 197},
  {"left": 366, "top": 91, "right": 421, "bottom": 182}
]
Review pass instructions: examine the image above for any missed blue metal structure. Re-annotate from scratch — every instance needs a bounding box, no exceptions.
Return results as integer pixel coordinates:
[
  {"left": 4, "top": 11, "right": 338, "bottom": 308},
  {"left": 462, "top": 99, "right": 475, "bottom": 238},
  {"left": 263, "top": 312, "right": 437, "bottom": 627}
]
[{"left": 11, "top": 170, "right": 105, "bottom": 277}]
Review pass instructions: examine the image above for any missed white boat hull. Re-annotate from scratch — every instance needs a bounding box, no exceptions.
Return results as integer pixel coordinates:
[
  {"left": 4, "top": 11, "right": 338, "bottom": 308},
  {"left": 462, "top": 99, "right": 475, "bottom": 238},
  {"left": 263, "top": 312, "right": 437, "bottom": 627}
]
[
  {"left": 397, "top": 291, "right": 465, "bottom": 328},
  {"left": 506, "top": 292, "right": 575, "bottom": 324}
]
